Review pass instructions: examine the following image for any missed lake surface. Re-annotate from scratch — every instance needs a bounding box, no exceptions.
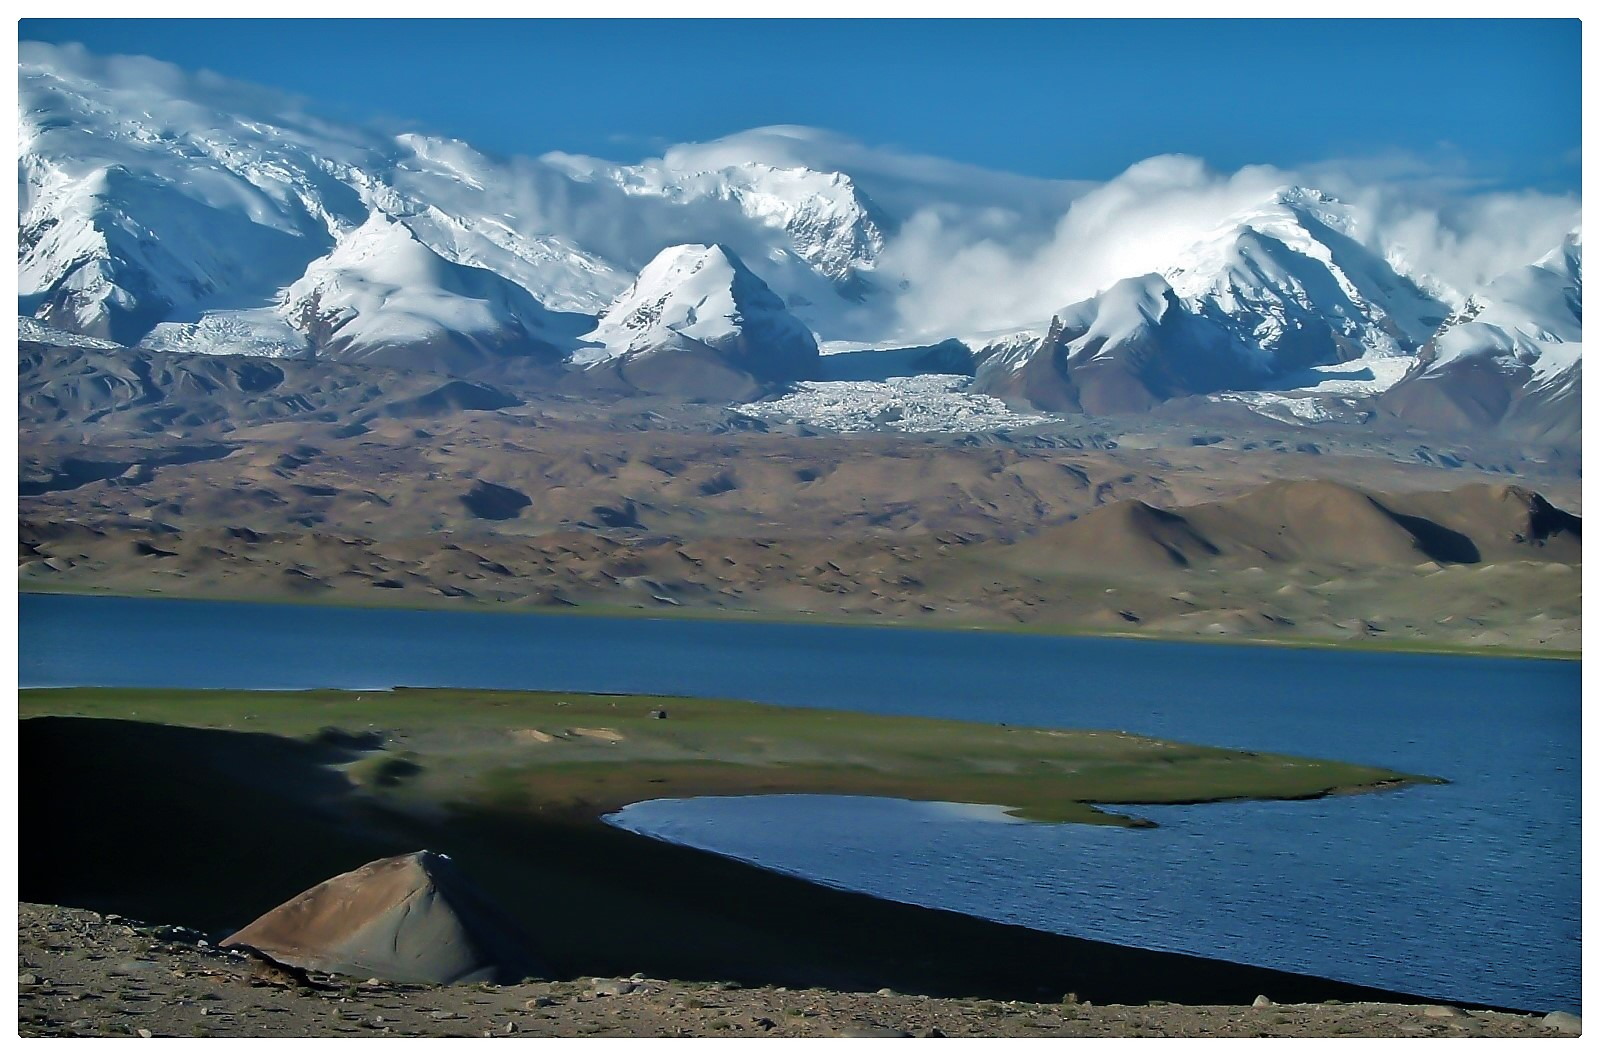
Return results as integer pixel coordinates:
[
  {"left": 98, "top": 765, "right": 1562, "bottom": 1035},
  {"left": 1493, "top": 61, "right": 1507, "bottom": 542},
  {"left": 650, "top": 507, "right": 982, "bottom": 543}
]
[{"left": 19, "top": 592, "right": 1581, "bottom": 1011}]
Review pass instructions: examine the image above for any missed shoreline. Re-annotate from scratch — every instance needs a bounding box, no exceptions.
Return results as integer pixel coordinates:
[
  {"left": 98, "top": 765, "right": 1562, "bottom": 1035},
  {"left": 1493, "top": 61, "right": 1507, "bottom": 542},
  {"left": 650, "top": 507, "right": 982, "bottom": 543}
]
[
  {"left": 19, "top": 583, "right": 1581, "bottom": 663},
  {"left": 565, "top": 766, "right": 1443, "bottom": 829}
]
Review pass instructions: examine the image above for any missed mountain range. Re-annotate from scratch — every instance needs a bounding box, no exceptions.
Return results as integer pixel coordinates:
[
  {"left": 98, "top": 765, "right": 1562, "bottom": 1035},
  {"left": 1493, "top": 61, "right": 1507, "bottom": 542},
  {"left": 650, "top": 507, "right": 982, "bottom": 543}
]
[{"left": 16, "top": 42, "right": 1582, "bottom": 445}]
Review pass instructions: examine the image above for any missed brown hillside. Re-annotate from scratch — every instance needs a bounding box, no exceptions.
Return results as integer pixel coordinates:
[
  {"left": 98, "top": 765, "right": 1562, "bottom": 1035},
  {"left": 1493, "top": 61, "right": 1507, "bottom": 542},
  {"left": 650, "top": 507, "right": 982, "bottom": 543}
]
[
  {"left": 1006, "top": 501, "right": 1222, "bottom": 573},
  {"left": 1013, "top": 480, "right": 1580, "bottom": 574},
  {"left": 1381, "top": 484, "right": 1582, "bottom": 564}
]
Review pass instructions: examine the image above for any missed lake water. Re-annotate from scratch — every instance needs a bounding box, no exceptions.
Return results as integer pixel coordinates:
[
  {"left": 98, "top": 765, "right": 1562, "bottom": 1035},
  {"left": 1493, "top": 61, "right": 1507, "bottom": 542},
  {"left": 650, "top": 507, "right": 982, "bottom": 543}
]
[{"left": 19, "top": 592, "right": 1581, "bottom": 1011}]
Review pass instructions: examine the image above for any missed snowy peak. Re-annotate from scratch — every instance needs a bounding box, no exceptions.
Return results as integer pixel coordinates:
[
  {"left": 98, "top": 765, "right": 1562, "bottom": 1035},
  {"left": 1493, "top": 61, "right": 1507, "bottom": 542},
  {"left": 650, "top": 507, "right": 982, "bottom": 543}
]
[
  {"left": 687, "top": 163, "right": 888, "bottom": 288},
  {"left": 1161, "top": 186, "right": 1447, "bottom": 371},
  {"left": 19, "top": 43, "right": 375, "bottom": 341},
  {"left": 577, "top": 243, "right": 820, "bottom": 398},
  {"left": 968, "top": 180, "right": 1459, "bottom": 418},
  {"left": 975, "top": 273, "right": 1259, "bottom": 415},
  {"left": 1058, "top": 273, "right": 1177, "bottom": 350},
  {"left": 1379, "top": 233, "right": 1581, "bottom": 442},
  {"left": 550, "top": 149, "right": 888, "bottom": 299},
  {"left": 284, "top": 213, "right": 568, "bottom": 374},
  {"left": 1423, "top": 232, "right": 1581, "bottom": 380},
  {"left": 602, "top": 243, "right": 765, "bottom": 339},
  {"left": 585, "top": 243, "right": 814, "bottom": 356}
]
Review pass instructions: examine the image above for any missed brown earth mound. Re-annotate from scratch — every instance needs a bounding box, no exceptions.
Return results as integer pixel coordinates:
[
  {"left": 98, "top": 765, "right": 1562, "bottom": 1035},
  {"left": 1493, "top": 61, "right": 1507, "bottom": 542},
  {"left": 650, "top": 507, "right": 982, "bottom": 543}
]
[
  {"left": 1008, "top": 500, "right": 1223, "bottom": 573},
  {"left": 222, "top": 851, "right": 546, "bottom": 985},
  {"left": 1016, "top": 480, "right": 1580, "bottom": 573},
  {"left": 1382, "top": 484, "right": 1582, "bottom": 563},
  {"left": 1183, "top": 480, "right": 1454, "bottom": 566}
]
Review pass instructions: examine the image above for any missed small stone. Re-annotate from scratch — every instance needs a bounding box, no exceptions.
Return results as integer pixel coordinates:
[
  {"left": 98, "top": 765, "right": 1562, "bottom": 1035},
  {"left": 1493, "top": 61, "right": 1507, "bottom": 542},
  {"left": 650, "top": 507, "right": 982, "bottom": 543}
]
[
  {"left": 137, "top": 1029, "right": 153, "bottom": 1039},
  {"left": 18, "top": 973, "right": 39, "bottom": 986},
  {"left": 589, "top": 979, "right": 638, "bottom": 997},
  {"left": 877, "top": 988, "right": 898, "bottom": 997},
  {"left": 1424, "top": 1005, "right": 1467, "bottom": 1019},
  {"left": 1543, "top": 1011, "right": 1582, "bottom": 1034},
  {"left": 428, "top": 1010, "right": 459, "bottom": 1021},
  {"left": 524, "top": 997, "right": 554, "bottom": 1010},
  {"left": 197, "top": 939, "right": 209, "bottom": 948},
  {"left": 1252, "top": 996, "right": 1274, "bottom": 1008},
  {"left": 501, "top": 1021, "right": 518, "bottom": 1035},
  {"left": 69, "top": 1020, "right": 91, "bottom": 1031},
  {"left": 364, "top": 978, "right": 384, "bottom": 987}
]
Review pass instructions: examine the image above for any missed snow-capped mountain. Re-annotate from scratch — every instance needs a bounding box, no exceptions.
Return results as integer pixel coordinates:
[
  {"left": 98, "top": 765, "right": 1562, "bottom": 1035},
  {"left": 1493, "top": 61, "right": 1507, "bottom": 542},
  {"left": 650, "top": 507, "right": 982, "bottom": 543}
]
[
  {"left": 972, "top": 188, "right": 1456, "bottom": 415},
  {"left": 549, "top": 150, "right": 889, "bottom": 302},
  {"left": 1162, "top": 188, "right": 1445, "bottom": 369},
  {"left": 15, "top": 43, "right": 884, "bottom": 356},
  {"left": 283, "top": 213, "right": 577, "bottom": 373},
  {"left": 975, "top": 274, "right": 1249, "bottom": 414},
  {"left": 576, "top": 243, "right": 819, "bottom": 400},
  {"left": 18, "top": 46, "right": 372, "bottom": 342},
  {"left": 1379, "top": 233, "right": 1581, "bottom": 442},
  {"left": 14, "top": 42, "right": 1581, "bottom": 439}
]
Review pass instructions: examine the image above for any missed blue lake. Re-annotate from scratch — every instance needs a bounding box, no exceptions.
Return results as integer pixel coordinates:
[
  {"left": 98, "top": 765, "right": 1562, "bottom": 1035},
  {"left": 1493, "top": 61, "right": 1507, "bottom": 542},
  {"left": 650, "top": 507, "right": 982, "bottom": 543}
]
[{"left": 18, "top": 592, "right": 1581, "bottom": 1011}]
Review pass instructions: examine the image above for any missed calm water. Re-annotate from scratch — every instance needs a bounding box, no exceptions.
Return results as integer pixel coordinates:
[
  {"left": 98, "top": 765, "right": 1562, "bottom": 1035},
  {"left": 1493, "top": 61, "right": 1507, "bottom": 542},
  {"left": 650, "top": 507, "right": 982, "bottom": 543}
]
[{"left": 19, "top": 593, "right": 1581, "bottom": 1010}]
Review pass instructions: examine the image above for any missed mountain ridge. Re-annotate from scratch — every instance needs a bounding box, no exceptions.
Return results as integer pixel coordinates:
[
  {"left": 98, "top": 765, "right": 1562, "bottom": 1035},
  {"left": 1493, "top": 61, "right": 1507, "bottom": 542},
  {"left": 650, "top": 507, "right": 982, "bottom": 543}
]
[{"left": 14, "top": 42, "right": 1582, "bottom": 441}]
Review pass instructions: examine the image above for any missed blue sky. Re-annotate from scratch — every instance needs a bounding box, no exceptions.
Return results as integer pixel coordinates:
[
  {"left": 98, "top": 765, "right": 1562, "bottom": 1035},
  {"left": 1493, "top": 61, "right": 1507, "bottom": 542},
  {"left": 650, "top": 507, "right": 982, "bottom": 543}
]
[{"left": 19, "top": 19, "right": 1581, "bottom": 191}]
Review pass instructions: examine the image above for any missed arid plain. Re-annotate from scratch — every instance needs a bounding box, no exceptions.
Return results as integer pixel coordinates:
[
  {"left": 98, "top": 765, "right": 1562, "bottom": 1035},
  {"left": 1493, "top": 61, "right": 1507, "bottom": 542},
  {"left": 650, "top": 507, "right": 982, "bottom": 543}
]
[{"left": 19, "top": 345, "right": 1582, "bottom": 655}]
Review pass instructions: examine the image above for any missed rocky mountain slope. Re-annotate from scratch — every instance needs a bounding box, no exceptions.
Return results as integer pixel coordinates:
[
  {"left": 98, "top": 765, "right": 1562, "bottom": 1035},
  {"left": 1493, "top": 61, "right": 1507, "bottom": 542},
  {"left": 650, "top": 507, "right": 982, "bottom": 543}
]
[{"left": 1379, "top": 233, "right": 1581, "bottom": 443}]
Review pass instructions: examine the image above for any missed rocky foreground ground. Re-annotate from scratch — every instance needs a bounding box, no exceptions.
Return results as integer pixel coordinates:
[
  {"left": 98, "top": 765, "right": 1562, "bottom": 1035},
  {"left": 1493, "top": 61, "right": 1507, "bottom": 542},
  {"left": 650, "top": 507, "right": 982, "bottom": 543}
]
[{"left": 18, "top": 904, "right": 1580, "bottom": 1039}]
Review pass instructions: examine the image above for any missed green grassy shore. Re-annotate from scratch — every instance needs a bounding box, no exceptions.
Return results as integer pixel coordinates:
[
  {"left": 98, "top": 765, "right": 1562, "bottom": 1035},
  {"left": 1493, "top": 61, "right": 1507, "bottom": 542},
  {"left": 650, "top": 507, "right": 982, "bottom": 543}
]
[{"left": 19, "top": 687, "right": 1439, "bottom": 826}]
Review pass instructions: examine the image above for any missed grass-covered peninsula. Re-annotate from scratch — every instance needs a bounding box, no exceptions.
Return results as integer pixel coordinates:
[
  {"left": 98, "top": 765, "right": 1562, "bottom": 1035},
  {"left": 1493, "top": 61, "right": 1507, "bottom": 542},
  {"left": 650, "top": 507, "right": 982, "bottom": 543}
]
[{"left": 18, "top": 687, "right": 1439, "bottom": 826}]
